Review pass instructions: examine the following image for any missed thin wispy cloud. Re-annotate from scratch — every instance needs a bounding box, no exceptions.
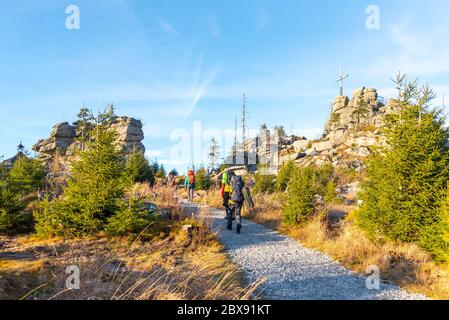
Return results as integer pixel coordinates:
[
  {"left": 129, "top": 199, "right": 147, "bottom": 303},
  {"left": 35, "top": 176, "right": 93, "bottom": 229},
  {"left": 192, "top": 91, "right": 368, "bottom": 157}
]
[
  {"left": 185, "top": 67, "right": 221, "bottom": 117},
  {"left": 208, "top": 15, "right": 221, "bottom": 37},
  {"left": 255, "top": 7, "right": 270, "bottom": 30},
  {"left": 145, "top": 149, "right": 165, "bottom": 159},
  {"left": 390, "top": 18, "right": 430, "bottom": 56},
  {"left": 157, "top": 18, "right": 178, "bottom": 35},
  {"left": 2, "top": 0, "right": 449, "bottom": 174},
  {"left": 355, "top": 17, "right": 449, "bottom": 78},
  {"left": 184, "top": 54, "right": 222, "bottom": 117}
]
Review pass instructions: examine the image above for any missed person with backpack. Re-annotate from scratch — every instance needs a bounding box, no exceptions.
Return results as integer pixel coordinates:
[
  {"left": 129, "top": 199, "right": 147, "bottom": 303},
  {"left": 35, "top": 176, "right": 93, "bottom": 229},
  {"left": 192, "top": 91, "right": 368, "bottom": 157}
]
[
  {"left": 184, "top": 169, "right": 196, "bottom": 202},
  {"left": 220, "top": 171, "right": 234, "bottom": 220},
  {"left": 227, "top": 174, "right": 244, "bottom": 234}
]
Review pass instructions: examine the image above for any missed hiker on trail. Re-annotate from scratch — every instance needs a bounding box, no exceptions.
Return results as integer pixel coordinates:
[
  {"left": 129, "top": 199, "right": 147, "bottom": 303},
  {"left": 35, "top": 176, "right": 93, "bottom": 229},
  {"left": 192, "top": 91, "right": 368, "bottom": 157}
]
[
  {"left": 227, "top": 174, "right": 245, "bottom": 234},
  {"left": 167, "top": 172, "right": 177, "bottom": 188},
  {"left": 220, "top": 171, "right": 235, "bottom": 220},
  {"left": 184, "top": 169, "right": 196, "bottom": 202}
]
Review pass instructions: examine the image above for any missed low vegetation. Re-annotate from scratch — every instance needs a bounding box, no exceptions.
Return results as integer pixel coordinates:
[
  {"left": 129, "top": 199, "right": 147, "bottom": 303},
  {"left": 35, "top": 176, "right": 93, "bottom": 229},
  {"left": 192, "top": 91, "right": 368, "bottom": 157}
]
[
  {"left": 0, "top": 108, "right": 254, "bottom": 300},
  {"left": 0, "top": 156, "right": 44, "bottom": 235},
  {"left": 0, "top": 218, "right": 258, "bottom": 300},
  {"left": 357, "top": 78, "right": 449, "bottom": 262},
  {"left": 3, "top": 76, "right": 449, "bottom": 300},
  {"left": 194, "top": 77, "right": 449, "bottom": 299}
]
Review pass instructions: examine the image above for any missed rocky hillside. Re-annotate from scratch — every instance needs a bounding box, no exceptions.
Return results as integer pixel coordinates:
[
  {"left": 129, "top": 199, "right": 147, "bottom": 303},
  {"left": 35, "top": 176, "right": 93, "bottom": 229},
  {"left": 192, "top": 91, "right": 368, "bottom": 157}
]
[
  {"left": 33, "top": 116, "right": 145, "bottom": 164},
  {"left": 276, "top": 87, "right": 400, "bottom": 171}
]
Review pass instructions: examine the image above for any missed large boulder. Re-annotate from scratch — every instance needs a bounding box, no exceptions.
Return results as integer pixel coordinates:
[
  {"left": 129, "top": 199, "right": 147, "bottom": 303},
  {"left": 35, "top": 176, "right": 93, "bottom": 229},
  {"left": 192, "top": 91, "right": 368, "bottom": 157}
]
[
  {"left": 33, "top": 116, "right": 146, "bottom": 164},
  {"left": 32, "top": 123, "right": 77, "bottom": 159},
  {"left": 344, "top": 136, "right": 378, "bottom": 148},
  {"left": 110, "top": 117, "right": 144, "bottom": 142},
  {"left": 109, "top": 117, "right": 145, "bottom": 153},
  {"left": 364, "top": 88, "right": 378, "bottom": 102},
  {"left": 332, "top": 96, "right": 349, "bottom": 112},
  {"left": 50, "top": 122, "right": 76, "bottom": 139},
  {"left": 344, "top": 147, "right": 371, "bottom": 157},
  {"left": 293, "top": 139, "right": 310, "bottom": 153},
  {"left": 312, "top": 140, "right": 333, "bottom": 152}
]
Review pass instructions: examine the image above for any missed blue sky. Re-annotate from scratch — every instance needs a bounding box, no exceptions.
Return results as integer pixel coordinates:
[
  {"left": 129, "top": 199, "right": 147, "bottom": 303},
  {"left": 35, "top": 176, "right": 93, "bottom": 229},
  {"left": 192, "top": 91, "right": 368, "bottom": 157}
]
[{"left": 1, "top": 0, "right": 449, "bottom": 173}]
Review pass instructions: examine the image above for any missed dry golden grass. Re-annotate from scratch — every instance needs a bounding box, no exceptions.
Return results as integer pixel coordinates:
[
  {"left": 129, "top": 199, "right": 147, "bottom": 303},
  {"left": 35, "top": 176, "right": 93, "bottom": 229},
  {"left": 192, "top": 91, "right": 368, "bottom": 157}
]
[
  {"left": 0, "top": 186, "right": 261, "bottom": 300},
  {"left": 290, "top": 214, "right": 449, "bottom": 299},
  {"left": 237, "top": 191, "right": 449, "bottom": 300},
  {"left": 195, "top": 189, "right": 223, "bottom": 209},
  {"left": 0, "top": 226, "right": 258, "bottom": 300}
]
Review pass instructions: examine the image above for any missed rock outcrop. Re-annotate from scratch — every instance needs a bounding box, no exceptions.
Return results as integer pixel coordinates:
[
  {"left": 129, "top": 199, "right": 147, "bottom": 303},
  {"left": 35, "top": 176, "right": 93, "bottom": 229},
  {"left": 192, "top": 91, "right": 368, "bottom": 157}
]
[
  {"left": 33, "top": 122, "right": 77, "bottom": 161},
  {"left": 33, "top": 116, "right": 145, "bottom": 163},
  {"left": 277, "top": 87, "right": 401, "bottom": 171},
  {"left": 240, "top": 87, "right": 401, "bottom": 173},
  {"left": 108, "top": 117, "right": 145, "bottom": 154}
]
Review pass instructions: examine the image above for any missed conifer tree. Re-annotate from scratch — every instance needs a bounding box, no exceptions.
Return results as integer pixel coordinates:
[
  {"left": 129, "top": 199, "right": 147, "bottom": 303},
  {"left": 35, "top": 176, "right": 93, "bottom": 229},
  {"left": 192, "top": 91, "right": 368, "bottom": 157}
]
[
  {"left": 156, "top": 164, "right": 166, "bottom": 179},
  {"left": 282, "top": 166, "right": 316, "bottom": 225},
  {"left": 34, "top": 110, "right": 126, "bottom": 236},
  {"left": 8, "top": 155, "right": 45, "bottom": 196},
  {"left": 124, "top": 150, "right": 154, "bottom": 184},
  {"left": 282, "top": 165, "right": 334, "bottom": 225},
  {"left": 352, "top": 97, "right": 370, "bottom": 129},
  {"left": 276, "top": 160, "right": 295, "bottom": 191},
  {"left": 61, "top": 123, "right": 125, "bottom": 232},
  {"left": 195, "top": 167, "right": 210, "bottom": 190},
  {"left": 357, "top": 75, "right": 449, "bottom": 261}
]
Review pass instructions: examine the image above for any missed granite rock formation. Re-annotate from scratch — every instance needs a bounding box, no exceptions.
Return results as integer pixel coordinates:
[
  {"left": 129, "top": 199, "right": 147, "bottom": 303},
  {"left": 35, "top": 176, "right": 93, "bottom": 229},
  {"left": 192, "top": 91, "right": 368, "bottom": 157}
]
[
  {"left": 291, "top": 87, "right": 400, "bottom": 170},
  {"left": 33, "top": 116, "right": 145, "bottom": 163}
]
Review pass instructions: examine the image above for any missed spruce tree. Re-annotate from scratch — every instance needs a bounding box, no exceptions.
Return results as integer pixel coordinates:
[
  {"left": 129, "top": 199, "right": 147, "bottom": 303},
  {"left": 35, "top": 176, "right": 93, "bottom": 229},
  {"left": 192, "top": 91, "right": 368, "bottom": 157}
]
[
  {"left": 34, "top": 111, "right": 126, "bottom": 236},
  {"left": 8, "top": 155, "right": 45, "bottom": 196},
  {"left": 282, "top": 166, "right": 316, "bottom": 225},
  {"left": 352, "top": 97, "right": 370, "bottom": 129},
  {"left": 124, "top": 150, "right": 154, "bottom": 184},
  {"left": 195, "top": 167, "right": 210, "bottom": 190},
  {"left": 282, "top": 165, "right": 334, "bottom": 225},
  {"left": 65, "top": 124, "right": 125, "bottom": 224},
  {"left": 357, "top": 76, "right": 449, "bottom": 260},
  {"left": 156, "top": 164, "right": 167, "bottom": 179},
  {"left": 276, "top": 160, "right": 295, "bottom": 191},
  {"left": 34, "top": 108, "right": 156, "bottom": 238}
]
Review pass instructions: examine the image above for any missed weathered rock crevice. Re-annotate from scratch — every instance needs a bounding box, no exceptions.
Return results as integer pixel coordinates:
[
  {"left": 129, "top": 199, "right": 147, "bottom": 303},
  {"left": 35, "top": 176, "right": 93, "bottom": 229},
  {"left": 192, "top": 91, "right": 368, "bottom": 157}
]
[
  {"left": 32, "top": 116, "right": 145, "bottom": 164},
  {"left": 274, "top": 88, "right": 401, "bottom": 171}
]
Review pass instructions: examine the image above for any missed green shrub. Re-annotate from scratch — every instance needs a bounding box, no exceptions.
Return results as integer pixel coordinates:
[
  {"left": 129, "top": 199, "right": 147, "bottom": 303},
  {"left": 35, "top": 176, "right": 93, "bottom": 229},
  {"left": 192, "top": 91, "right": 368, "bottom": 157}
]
[
  {"left": 0, "top": 187, "right": 22, "bottom": 212},
  {"left": 33, "top": 200, "right": 62, "bottom": 237},
  {"left": 34, "top": 122, "right": 127, "bottom": 237},
  {"left": 124, "top": 150, "right": 154, "bottom": 185},
  {"left": 0, "top": 180, "right": 31, "bottom": 235},
  {"left": 155, "top": 164, "right": 167, "bottom": 179},
  {"left": 0, "top": 208, "right": 33, "bottom": 235},
  {"left": 282, "top": 167, "right": 316, "bottom": 225},
  {"left": 105, "top": 199, "right": 153, "bottom": 237},
  {"left": 254, "top": 170, "right": 276, "bottom": 194},
  {"left": 282, "top": 165, "right": 335, "bottom": 226},
  {"left": 195, "top": 167, "right": 210, "bottom": 190},
  {"left": 276, "top": 160, "right": 295, "bottom": 191},
  {"left": 324, "top": 180, "right": 339, "bottom": 205},
  {"left": 34, "top": 198, "right": 104, "bottom": 238},
  {"left": 418, "top": 203, "right": 449, "bottom": 263},
  {"left": 357, "top": 79, "right": 449, "bottom": 262},
  {"left": 8, "top": 156, "right": 45, "bottom": 196}
]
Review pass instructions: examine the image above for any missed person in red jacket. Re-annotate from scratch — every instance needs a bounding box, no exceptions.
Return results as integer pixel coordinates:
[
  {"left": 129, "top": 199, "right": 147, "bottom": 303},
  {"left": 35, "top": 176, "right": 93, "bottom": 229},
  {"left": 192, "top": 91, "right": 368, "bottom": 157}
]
[{"left": 184, "top": 169, "right": 196, "bottom": 202}]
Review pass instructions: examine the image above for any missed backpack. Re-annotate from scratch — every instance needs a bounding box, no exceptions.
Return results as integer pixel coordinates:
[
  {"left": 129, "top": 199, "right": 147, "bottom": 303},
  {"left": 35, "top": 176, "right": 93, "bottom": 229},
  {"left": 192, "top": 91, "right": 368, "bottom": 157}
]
[
  {"left": 188, "top": 170, "right": 196, "bottom": 185},
  {"left": 222, "top": 172, "right": 230, "bottom": 185},
  {"left": 230, "top": 175, "right": 244, "bottom": 203}
]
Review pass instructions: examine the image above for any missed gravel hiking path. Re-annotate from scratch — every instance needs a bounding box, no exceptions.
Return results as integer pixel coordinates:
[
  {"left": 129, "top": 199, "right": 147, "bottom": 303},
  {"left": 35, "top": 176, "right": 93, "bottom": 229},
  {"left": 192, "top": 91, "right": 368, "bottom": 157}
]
[{"left": 182, "top": 202, "right": 427, "bottom": 300}]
